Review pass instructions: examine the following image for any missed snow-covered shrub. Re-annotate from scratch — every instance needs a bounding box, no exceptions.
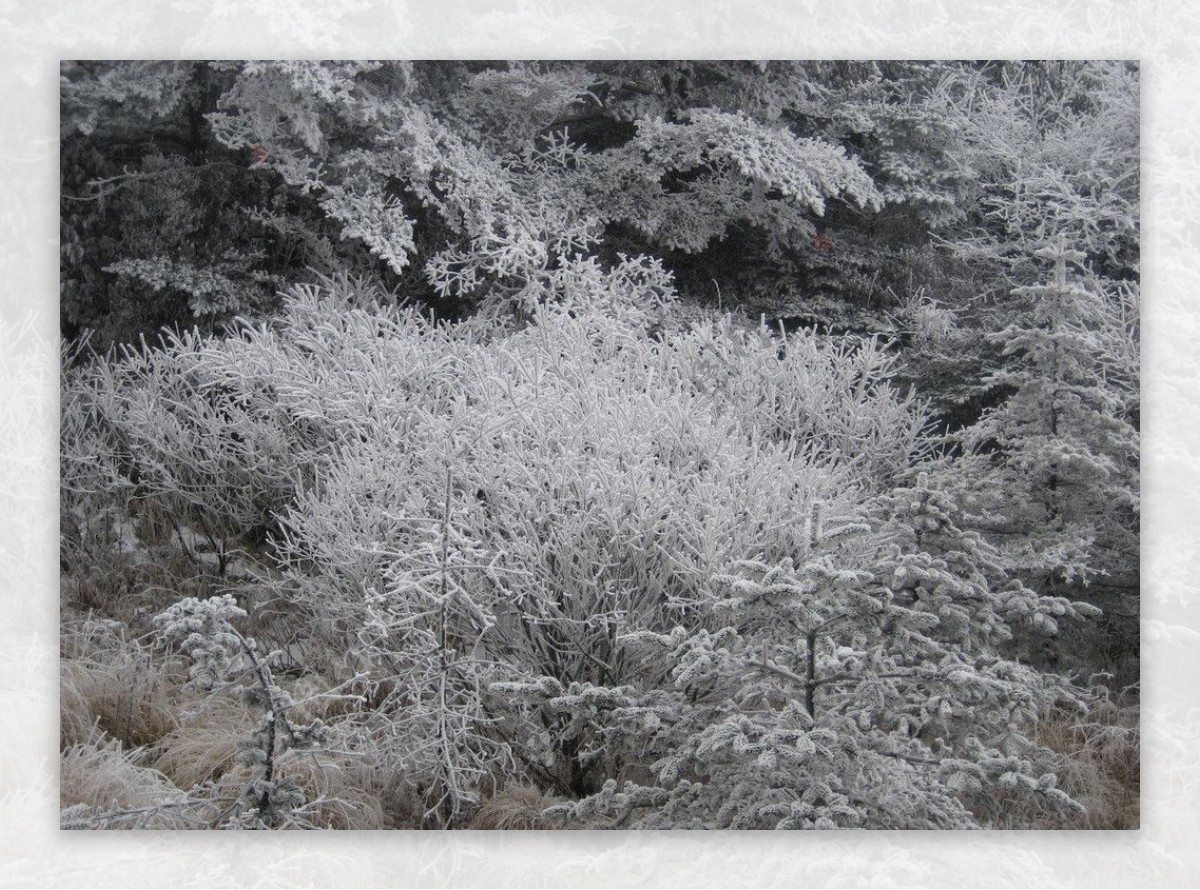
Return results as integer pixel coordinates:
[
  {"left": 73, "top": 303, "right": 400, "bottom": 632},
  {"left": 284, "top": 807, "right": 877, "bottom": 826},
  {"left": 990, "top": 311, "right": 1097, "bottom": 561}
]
[
  {"left": 62, "top": 333, "right": 321, "bottom": 577},
  {"left": 215, "top": 275, "right": 936, "bottom": 817},
  {"left": 62, "top": 272, "right": 1098, "bottom": 828}
]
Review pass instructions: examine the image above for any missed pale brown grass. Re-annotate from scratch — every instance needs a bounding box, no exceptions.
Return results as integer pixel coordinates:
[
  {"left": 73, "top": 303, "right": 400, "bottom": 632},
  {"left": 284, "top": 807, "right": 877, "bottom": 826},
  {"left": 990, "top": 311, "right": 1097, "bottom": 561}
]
[
  {"left": 60, "top": 619, "right": 182, "bottom": 750},
  {"left": 60, "top": 735, "right": 196, "bottom": 828},
  {"left": 149, "top": 694, "right": 257, "bottom": 790},
  {"left": 468, "top": 784, "right": 563, "bottom": 830},
  {"left": 1034, "top": 697, "right": 1139, "bottom": 829},
  {"left": 986, "top": 696, "right": 1140, "bottom": 829}
]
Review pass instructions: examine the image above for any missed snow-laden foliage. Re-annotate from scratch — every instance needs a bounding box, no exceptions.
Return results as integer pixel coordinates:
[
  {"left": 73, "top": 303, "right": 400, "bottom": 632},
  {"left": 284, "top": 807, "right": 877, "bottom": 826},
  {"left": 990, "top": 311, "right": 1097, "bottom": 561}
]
[
  {"left": 101, "top": 254, "right": 281, "bottom": 319},
  {"left": 61, "top": 61, "right": 194, "bottom": 137},
  {"left": 202, "top": 62, "right": 884, "bottom": 316},
  {"left": 586, "top": 107, "right": 881, "bottom": 254},
  {"left": 63, "top": 274, "right": 1099, "bottom": 828},
  {"left": 935, "top": 61, "right": 1139, "bottom": 281}
]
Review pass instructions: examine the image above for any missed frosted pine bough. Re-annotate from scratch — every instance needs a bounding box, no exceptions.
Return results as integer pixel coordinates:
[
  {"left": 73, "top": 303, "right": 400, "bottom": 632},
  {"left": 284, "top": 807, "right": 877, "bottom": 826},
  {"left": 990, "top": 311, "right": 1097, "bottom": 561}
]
[{"left": 62, "top": 274, "right": 1101, "bottom": 828}]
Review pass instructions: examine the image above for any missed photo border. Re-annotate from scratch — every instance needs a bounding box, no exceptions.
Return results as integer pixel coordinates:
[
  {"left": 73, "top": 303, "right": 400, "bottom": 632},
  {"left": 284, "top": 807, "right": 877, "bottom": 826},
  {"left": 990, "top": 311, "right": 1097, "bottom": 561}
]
[{"left": 4, "top": 2, "right": 1196, "bottom": 885}]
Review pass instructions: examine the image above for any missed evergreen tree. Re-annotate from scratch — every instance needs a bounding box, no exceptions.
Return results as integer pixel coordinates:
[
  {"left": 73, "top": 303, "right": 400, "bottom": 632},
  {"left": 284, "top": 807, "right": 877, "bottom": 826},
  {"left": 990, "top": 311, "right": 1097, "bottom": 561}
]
[{"left": 954, "top": 242, "right": 1139, "bottom": 673}]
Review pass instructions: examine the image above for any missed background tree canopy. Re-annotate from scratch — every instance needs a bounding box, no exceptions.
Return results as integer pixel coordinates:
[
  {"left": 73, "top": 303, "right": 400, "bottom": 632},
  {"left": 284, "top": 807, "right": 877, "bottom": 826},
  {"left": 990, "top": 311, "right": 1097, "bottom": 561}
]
[{"left": 60, "top": 60, "right": 1139, "bottom": 830}]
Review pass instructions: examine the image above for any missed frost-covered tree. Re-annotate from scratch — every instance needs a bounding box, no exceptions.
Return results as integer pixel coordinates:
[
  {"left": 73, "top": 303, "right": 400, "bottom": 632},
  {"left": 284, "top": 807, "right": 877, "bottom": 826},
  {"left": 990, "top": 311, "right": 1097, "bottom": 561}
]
[
  {"left": 152, "top": 594, "right": 332, "bottom": 828},
  {"left": 962, "top": 243, "right": 1138, "bottom": 581},
  {"left": 63, "top": 61, "right": 919, "bottom": 342},
  {"left": 947, "top": 242, "right": 1139, "bottom": 678},
  {"left": 890, "top": 61, "right": 1139, "bottom": 417},
  {"left": 889, "top": 62, "right": 1140, "bottom": 678},
  {"left": 541, "top": 473, "right": 1097, "bottom": 829}
]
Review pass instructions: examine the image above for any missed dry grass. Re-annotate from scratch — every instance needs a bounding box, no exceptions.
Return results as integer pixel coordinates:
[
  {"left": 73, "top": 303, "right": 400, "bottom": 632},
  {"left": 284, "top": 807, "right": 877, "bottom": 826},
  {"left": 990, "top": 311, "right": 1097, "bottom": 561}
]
[
  {"left": 1034, "top": 697, "right": 1140, "bottom": 829},
  {"left": 60, "top": 618, "right": 182, "bottom": 750},
  {"left": 64, "top": 683, "right": 403, "bottom": 829},
  {"left": 150, "top": 694, "right": 257, "bottom": 790},
  {"left": 984, "top": 696, "right": 1140, "bottom": 829},
  {"left": 60, "top": 735, "right": 198, "bottom": 829},
  {"left": 468, "top": 784, "right": 563, "bottom": 830}
]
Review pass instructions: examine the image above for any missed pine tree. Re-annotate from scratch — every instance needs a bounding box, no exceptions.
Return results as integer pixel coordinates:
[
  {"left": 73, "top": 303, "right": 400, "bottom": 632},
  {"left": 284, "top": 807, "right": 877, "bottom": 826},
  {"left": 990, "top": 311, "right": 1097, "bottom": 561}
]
[
  {"left": 949, "top": 242, "right": 1139, "bottom": 680},
  {"left": 962, "top": 242, "right": 1138, "bottom": 584},
  {"left": 543, "top": 477, "right": 1097, "bottom": 829}
]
